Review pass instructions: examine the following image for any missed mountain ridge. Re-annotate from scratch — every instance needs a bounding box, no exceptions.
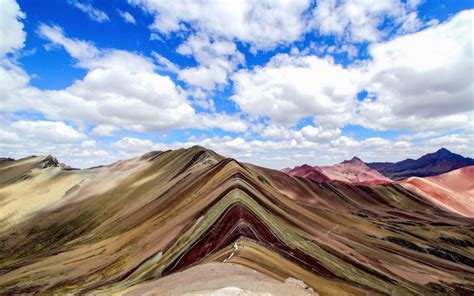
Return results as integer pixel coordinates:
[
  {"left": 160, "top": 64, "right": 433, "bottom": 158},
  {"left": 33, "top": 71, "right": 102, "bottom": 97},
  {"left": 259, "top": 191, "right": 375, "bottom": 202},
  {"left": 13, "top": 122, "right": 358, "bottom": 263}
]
[
  {"left": 367, "top": 148, "right": 474, "bottom": 180},
  {"left": 284, "top": 157, "right": 392, "bottom": 186}
]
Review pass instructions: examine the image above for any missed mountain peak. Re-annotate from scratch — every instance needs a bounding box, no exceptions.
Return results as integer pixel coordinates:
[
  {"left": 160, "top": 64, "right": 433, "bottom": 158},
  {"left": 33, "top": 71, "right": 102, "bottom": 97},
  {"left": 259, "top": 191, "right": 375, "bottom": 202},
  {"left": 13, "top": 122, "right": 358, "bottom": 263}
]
[
  {"left": 425, "top": 147, "right": 461, "bottom": 161},
  {"left": 341, "top": 156, "right": 364, "bottom": 165},
  {"left": 296, "top": 164, "right": 314, "bottom": 169},
  {"left": 41, "top": 155, "right": 59, "bottom": 168},
  {"left": 435, "top": 147, "right": 452, "bottom": 155},
  {"left": 350, "top": 156, "right": 363, "bottom": 163}
]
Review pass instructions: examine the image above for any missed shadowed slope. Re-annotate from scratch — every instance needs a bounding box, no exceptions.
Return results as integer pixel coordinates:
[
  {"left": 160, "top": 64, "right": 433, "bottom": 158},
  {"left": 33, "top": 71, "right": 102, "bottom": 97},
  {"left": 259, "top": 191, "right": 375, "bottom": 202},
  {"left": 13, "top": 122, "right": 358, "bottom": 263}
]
[
  {"left": 0, "top": 147, "right": 473, "bottom": 295},
  {"left": 368, "top": 148, "right": 474, "bottom": 180}
]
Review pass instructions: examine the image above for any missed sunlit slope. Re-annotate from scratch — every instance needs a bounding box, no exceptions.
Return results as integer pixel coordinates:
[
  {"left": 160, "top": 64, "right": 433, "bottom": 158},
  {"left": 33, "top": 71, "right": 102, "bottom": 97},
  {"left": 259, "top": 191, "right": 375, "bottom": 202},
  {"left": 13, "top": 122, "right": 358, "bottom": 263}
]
[
  {"left": 0, "top": 147, "right": 473, "bottom": 295},
  {"left": 401, "top": 166, "right": 474, "bottom": 218}
]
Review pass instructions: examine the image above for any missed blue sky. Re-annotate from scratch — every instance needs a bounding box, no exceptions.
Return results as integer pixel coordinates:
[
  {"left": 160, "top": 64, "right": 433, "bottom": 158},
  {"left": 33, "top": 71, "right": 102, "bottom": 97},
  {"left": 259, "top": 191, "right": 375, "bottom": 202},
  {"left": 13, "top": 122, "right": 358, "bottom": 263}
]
[{"left": 1, "top": 0, "right": 473, "bottom": 168}]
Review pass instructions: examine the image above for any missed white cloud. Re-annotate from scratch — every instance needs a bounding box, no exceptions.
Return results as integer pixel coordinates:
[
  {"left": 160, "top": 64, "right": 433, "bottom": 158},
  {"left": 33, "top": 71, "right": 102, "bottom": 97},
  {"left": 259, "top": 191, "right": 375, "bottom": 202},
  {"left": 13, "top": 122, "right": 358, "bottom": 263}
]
[
  {"left": 194, "top": 113, "right": 248, "bottom": 133},
  {"left": 260, "top": 125, "right": 299, "bottom": 140},
  {"left": 117, "top": 9, "right": 136, "bottom": 24},
  {"left": 358, "top": 10, "right": 474, "bottom": 130},
  {"left": 129, "top": 0, "right": 312, "bottom": 92},
  {"left": 91, "top": 124, "right": 119, "bottom": 136},
  {"left": 428, "top": 133, "right": 472, "bottom": 146},
  {"left": 113, "top": 137, "right": 156, "bottom": 154},
  {"left": 398, "top": 130, "right": 444, "bottom": 141},
  {"left": 232, "top": 10, "right": 473, "bottom": 132},
  {"left": 177, "top": 34, "right": 244, "bottom": 90},
  {"left": 179, "top": 65, "right": 228, "bottom": 90},
  {"left": 231, "top": 53, "right": 361, "bottom": 127},
  {"left": 0, "top": 130, "right": 20, "bottom": 144},
  {"left": 111, "top": 131, "right": 471, "bottom": 170},
  {"left": 151, "top": 51, "right": 180, "bottom": 73},
  {"left": 258, "top": 124, "right": 341, "bottom": 143},
  {"left": 300, "top": 125, "right": 342, "bottom": 142},
  {"left": 0, "top": 59, "right": 29, "bottom": 97},
  {"left": 1, "top": 1, "right": 471, "bottom": 170},
  {"left": 68, "top": 0, "right": 110, "bottom": 23},
  {"left": 130, "top": 0, "right": 427, "bottom": 93},
  {"left": 9, "top": 120, "right": 87, "bottom": 143},
  {"left": 129, "top": 0, "right": 312, "bottom": 50},
  {"left": 2, "top": 24, "right": 248, "bottom": 134},
  {"left": 0, "top": 119, "right": 117, "bottom": 168},
  {"left": 149, "top": 33, "right": 162, "bottom": 41},
  {"left": 38, "top": 24, "right": 100, "bottom": 61},
  {"left": 0, "top": 0, "right": 26, "bottom": 57},
  {"left": 311, "top": 0, "right": 421, "bottom": 42},
  {"left": 398, "top": 11, "right": 423, "bottom": 34},
  {"left": 81, "top": 140, "right": 97, "bottom": 148}
]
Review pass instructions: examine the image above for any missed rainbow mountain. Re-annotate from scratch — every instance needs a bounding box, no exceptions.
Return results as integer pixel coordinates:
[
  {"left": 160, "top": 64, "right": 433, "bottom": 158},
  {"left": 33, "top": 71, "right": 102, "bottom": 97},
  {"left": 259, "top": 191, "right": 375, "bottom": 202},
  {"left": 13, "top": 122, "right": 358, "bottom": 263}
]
[{"left": 0, "top": 146, "right": 473, "bottom": 295}]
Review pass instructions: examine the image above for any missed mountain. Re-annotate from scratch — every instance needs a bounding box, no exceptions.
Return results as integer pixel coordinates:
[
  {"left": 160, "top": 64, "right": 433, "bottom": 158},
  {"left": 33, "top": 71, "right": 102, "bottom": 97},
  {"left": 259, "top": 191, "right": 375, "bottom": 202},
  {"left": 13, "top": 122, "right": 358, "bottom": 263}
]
[
  {"left": 284, "top": 157, "right": 392, "bottom": 185},
  {"left": 320, "top": 157, "right": 392, "bottom": 185},
  {"left": 0, "top": 147, "right": 473, "bottom": 294},
  {"left": 368, "top": 148, "right": 474, "bottom": 180},
  {"left": 401, "top": 166, "right": 474, "bottom": 218},
  {"left": 281, "top": 164, "right": 330, "bottom": 182}
]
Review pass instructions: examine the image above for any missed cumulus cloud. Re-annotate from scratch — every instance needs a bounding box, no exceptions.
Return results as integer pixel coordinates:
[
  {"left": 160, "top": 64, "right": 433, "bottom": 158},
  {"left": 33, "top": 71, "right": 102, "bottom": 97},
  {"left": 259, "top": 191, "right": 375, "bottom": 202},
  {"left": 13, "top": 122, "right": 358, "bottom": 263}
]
[
  {"left": 0, "top": 0, "right": 26, "bottom": 57},
  {"left": 2, "top": 23, "right": 248, "bottom": 133},
  {"left": 128, "top": 0, "right": 313, "bottom": 93},
  {"left": 0, "top": 120, "right": 113, "bottom": 168},
  {"left": 259, "top": 124, "right": 341, "bottom": 143},
  {"left": 67, "top": 0, "right": 110, "bottom": 23},
  {"left": 358, "top": 10, "right": 474, "bottom": 130},
  {"left": 428, "top": 133, "right": 473, "bottom": 146},
  {"left": 1, "top": 0, "right": 471, "bottom": 169},
  {"left": 194, "top": 113, "right": 248, "bottom": 133},
  {"left": 311, "top": 0, "right": 422, "bottom": 42},
  {"left": 9, "top": 120, "right": 87, "bottom": 143},
  {"left": 232, "top": 10, "right": 473, "bottom": 132},
  {"left": 129, "top": 0, "right": 429, "bottom": 96},
  {"left": 397, "top": 11, "right": 423, "bottom": 34},
  {"left": 129, "top": 0, "right": 312, "bottom": 50},
  {"left": 231, "top": 53, "right": 361, "bottom": 127},
  {"left": 16, "top": 24, "right": 194, "bottom": 129},
  {"left": 130, "top": 0, "right": 426, "bottom": 48},
  {"left": 113, "top": 137, "right": 156, "bottom": 154},
  {"left": 91, "top": 124, "right": 119, "bottom": 136},
  {"left": 177, "top": 34, "right": 245, "bottom": 91}
]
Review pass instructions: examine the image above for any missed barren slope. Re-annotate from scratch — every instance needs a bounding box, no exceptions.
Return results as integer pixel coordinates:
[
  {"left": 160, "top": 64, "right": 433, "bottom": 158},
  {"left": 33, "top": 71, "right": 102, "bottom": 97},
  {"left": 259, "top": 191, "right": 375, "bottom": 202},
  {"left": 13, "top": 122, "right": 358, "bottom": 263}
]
[
  {"left": 0, "top": 147, "right": 473, "bottom": 295},
  {"left": 401, "top": 166, "right": 474, "bottom": 218},
  {"left": 320, "top": 157, "right": 392, "bottom": 186}
]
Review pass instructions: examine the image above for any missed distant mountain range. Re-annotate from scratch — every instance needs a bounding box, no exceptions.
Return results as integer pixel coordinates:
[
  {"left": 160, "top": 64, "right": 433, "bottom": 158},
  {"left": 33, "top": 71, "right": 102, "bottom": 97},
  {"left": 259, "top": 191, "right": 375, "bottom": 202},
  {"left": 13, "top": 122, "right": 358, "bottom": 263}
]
[
  {"left": 284, "top": 157, "right": 392, "bottom": 185},
  {"left": 284, "top": 148, "right": 474, "bottom": 183},
  {"left": 367, "top": 148, "right": 474, "bottom": 180}
]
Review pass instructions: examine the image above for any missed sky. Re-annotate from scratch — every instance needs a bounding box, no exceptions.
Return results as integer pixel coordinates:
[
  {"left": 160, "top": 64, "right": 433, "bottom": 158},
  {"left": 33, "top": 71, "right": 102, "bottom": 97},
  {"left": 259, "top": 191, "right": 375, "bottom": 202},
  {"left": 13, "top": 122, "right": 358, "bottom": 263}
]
[{"left": 0, "top": 0, "right": 473, "bottom": 169}]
